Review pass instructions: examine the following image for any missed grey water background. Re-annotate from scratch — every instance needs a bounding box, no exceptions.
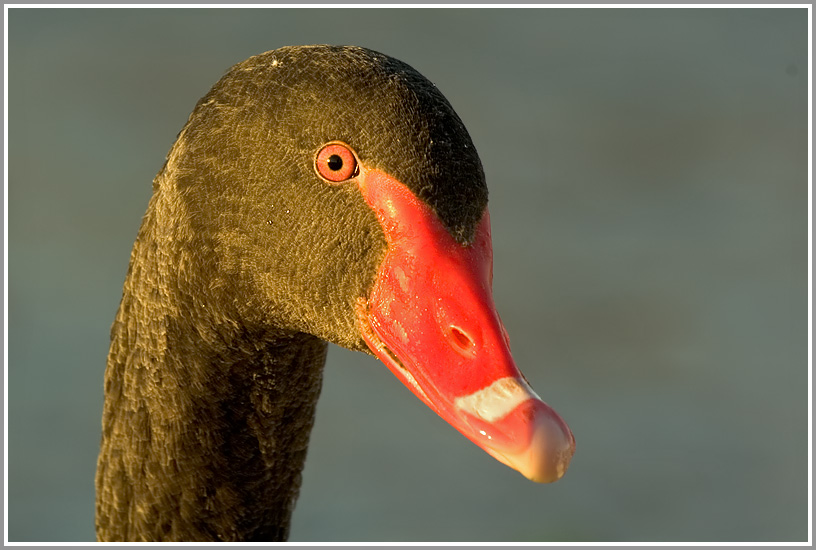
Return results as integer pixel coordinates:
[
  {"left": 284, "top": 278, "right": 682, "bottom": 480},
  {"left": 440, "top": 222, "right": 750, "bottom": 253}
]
[{"left": 7, "top": 7, "right": 808, "bottom": 542}]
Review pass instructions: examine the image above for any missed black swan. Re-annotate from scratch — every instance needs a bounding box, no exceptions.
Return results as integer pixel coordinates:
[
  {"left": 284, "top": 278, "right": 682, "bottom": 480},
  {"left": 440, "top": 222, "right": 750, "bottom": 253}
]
[{"left": 96, "top": 45, "right": 575, "bottom": 542}]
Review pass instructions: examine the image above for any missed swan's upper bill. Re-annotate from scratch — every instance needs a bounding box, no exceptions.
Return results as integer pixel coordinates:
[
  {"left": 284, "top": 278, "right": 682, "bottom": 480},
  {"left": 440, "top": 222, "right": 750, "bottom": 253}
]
[{"left": 357, "top": 168, "right": 574, "bottom": 484}]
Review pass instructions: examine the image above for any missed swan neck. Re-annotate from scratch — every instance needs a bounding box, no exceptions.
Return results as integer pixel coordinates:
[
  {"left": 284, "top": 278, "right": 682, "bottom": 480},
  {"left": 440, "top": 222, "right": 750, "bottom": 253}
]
[{"left": 95, "top": 202, "right": 326, "bottom": 541}]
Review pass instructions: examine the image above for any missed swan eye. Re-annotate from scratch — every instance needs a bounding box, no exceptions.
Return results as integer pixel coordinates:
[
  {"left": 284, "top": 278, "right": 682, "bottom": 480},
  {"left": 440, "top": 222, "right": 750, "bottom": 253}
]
[{"left": 315, "top": 142, "right": 359, "bottom": 183}]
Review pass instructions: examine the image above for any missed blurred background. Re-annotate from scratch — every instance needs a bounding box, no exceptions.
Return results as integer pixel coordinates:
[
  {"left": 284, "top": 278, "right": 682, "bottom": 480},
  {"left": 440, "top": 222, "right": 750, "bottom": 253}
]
[{"left": 6, "top": 7, "right": 808, "bottom": 542}]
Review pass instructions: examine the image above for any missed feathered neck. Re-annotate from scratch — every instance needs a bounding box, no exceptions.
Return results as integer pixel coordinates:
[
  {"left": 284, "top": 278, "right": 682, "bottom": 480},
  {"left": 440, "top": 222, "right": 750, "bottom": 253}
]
[{"left": 95, "top": 189, "right": 326, "bottom": 541}]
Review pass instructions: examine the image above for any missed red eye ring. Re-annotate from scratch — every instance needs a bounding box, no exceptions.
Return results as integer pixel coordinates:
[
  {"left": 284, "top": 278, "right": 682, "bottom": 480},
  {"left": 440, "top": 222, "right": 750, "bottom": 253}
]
[{"left": 315, "top": 142, "right": 359, "bottom": 183}]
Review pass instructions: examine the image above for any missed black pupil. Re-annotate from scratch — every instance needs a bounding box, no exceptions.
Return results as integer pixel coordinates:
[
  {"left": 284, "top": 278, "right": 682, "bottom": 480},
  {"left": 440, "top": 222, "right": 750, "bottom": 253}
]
[{"left": 327, "top": 154, "right": 343, "bottom": 171}]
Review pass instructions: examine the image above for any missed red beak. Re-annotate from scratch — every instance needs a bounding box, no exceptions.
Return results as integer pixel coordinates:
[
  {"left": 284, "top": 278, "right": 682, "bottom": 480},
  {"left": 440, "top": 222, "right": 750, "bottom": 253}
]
[{"left": 357, "top": 169, "right": 575, "bottom": 483}]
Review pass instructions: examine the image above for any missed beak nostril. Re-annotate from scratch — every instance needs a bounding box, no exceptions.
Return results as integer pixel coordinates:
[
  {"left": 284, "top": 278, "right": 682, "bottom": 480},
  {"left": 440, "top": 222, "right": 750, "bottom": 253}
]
[{"left": 450, "top": 326, "right": 475, "bottom": 352}]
